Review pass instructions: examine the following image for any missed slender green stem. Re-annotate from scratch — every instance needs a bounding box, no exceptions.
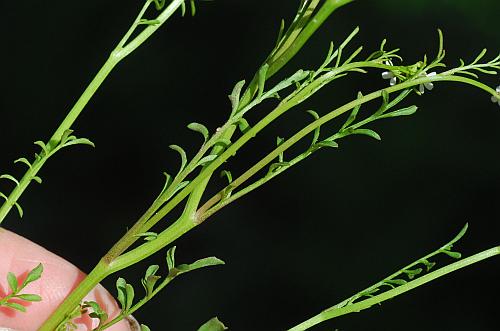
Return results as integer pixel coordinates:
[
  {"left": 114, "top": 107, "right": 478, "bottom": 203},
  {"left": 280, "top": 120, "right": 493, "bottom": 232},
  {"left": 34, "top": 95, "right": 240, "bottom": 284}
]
[
  {"left": 35, "top": 2, "right": 188, "bottom": 327},
  {"left": 0, "top": 55, "right": 119, "bottom": 225},
  {"left": 197, "top": 73, "right": 496, "bottom": 219},
  {"left": 38, "top": 1, "right": 325, "bottom": 324},
  {"left": 268, "top": 0, "right": 355, "bottom": 78},
  {"left": 96, "top": 271, "right": 177, "bottom": 330},
  {"left": 115, "top": 0, "right": 186, "bottom": 59},
  {"left": 39, "top": 260, "right": 111, "bottom": 331},
  {"left": 287, "top": 246, "right": 500, "bottom": 331},
  {"left": 106, "top": 66, "right": 498, "bottom": 289},
  {"left": 0, "top": 1, "right": 188, "bottom": 226},
  {"left": 239, "top": 0, "right": 354, "bottom": 107},
  {"left": 117, "top": 0, "right": 153, "bottom": 48}
]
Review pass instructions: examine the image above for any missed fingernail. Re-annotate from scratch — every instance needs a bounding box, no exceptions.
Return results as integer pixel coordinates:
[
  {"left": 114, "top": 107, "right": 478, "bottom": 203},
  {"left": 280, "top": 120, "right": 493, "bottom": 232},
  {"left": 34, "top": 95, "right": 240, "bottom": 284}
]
[
  {"left": 125, "top": 315, "right": 141, "bottom": 331},
  {"left": 0, "top": 328, "right": 18, "bottom": 331}
]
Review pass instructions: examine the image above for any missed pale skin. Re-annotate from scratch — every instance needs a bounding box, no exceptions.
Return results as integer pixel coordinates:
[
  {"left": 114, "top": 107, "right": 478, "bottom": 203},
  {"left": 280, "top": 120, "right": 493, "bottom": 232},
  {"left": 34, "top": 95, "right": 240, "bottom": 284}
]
[{"left": 0, "top": 229, "right": 136, "bottom": 331}]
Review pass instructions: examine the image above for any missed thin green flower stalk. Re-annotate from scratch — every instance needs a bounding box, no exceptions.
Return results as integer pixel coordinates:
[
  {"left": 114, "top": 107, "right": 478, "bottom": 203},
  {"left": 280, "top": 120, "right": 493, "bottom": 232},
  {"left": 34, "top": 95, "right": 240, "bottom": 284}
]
[{"left": 0, "top": 0, "right": 187, "bottom": 225}]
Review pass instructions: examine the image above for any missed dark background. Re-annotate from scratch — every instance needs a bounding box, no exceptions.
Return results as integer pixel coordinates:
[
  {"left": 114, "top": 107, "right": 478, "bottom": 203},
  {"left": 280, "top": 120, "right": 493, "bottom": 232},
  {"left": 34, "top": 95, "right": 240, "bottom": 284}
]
[{"left": 1, "top": 1, "right": 499, "bottom": 330}]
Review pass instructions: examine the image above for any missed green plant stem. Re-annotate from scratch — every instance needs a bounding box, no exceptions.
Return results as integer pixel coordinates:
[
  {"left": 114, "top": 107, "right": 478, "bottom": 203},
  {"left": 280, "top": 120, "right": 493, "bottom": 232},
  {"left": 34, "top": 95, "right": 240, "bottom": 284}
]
[
  {"left": 197, "top": 73, "right": 497, "bottom": 219},
  {"left": 40, "top": 213, "right": 195, "bottom": 329},
  {"left": 40, "top": 3, "right": 352, "bottom": 325},
  {"left": 287, "top": 246, "right": 500, "bottom": 331},
  {"left": 0, "top": 55, "right": 119, "bottom": 225},
  {"left": 239, "top": 0, "right": 354, "bottom": 107},
  {"left": 104, "top": 4, "right": 361, "bottom": 259},
  {"left": 115, "top": 0, "right": 186, "bottom": 59},
  {"left": 110, "top": 72, "right": 495, "bottom": 272},
  {"left": 96, "top": 270, "right": 177, "bottom": 330},
  {"left": 39, "top": 260, "right": 111, "bottom": 331},
  {"left": 0, "top": 0, "right": 187, "bottom": 226}
]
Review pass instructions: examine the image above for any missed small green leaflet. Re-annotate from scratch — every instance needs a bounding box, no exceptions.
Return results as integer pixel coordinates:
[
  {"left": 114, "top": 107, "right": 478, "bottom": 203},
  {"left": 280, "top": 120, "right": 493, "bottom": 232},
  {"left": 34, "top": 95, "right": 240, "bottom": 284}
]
[
  {"left": 350, "top": 129, "right": 381, "bottom": 141},
  {"left": 3, "top": 302, "right": 26, "bottom": 312},
  {"left": 237, "top": 118, "right": 250, "bottom": 133},
  {"left": 0, "top": 174, "right": 20, "bottom": 186},
  {"left": 220, "top": 170, "right": 233, "bottom": 184},
  {"left": 166, "top": 246, "right": 225, "bottom": 278},
  {"left": 188, "top": 123, "right": 210, "bottom": 142},
  {"left": 257, "top": 63, "right": 270, "bottom": 99},
  {"left": 229, "top": 80, "right": 245, "bottom": 113},
  {"left": 83, "top": 301, "right": 108, "bottom": 327},
  {"left": 197, "top": 317, "right": 228, "bottom": 331},
  {"left": 341, "top": 92, "right": 363, "bottom": 130},
  {"left": 139, "top": 19, "right": 160, "bottom": 25},
  {"left": 196, "top": 155, "right": 218, "bottom": 168},
  {"left": 116, "top": 277, "right": 135, "bottom": 313},
  {"left": 7, "top": 272, "right": 18, "bottom": 293},
  {"left": 134, "top": 232, "right": 158, "bottom": 241},
  {"left": 306, "top": 110, "right": 320, "bottom": 146},
  {"left": 315, "top": 140, "right": 339, "bottom": 149},
  {"left": 142, "top": 265, "right": 161, "bottom": 298},
  {"left": 23, "top": 263, "right": 43, "bottom": 287},
  {"left": 169, "top": 145, "right": 188, "bottom": 172},
  {"left": 379, "top": 106, "right": 418, "bottom": 119}
]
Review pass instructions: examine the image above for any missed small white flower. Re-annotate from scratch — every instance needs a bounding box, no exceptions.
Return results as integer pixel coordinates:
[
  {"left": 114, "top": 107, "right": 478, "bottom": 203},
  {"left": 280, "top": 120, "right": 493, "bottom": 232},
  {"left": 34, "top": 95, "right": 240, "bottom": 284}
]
[
  {"left": 381, "top": 60, "right": 397, "bottom": 86},
  {"left": 490, "top": 85, "right": 500, "bottom": 106},
  {"left": 418, "top": 72, "right": 437, "bottom": 94}
]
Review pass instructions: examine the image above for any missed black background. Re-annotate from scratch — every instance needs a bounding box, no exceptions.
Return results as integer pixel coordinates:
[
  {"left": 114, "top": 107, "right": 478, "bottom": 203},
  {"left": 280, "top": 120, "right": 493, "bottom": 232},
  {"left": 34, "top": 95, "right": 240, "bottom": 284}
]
[{"left": 1, "top": 1, "right": 499, "bottom": 330}]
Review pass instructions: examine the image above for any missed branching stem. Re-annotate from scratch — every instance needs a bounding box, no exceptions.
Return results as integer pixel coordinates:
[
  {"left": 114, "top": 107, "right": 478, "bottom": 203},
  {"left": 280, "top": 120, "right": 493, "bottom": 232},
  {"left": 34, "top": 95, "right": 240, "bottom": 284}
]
[{"left": 287, "top": 246, "right": 500, "bottom": 331}]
